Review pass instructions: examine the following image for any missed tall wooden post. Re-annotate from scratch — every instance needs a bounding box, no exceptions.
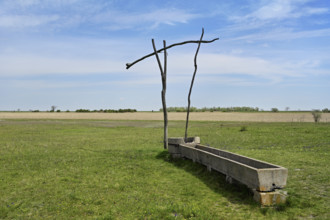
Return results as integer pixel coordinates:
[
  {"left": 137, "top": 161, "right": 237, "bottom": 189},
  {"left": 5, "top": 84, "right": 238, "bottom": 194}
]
[
  {"left": 185, "top": 29, "right": 204, "bottom": 142},
  {"left": 152, "top": 39, "right": 168, "bottom": 149}
]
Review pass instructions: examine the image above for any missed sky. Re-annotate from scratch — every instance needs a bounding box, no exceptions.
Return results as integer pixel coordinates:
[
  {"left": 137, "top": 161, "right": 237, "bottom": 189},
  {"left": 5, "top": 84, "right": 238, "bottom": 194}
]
[{"left": 1, "top": 0, "right": 329, "bottom": 111}]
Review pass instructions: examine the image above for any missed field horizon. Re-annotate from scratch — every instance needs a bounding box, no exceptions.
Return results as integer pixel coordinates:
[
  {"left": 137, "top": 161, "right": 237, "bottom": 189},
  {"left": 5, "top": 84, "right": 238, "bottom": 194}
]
[{"left": 1, "top": 112, "right": 330, "bottom": 122}]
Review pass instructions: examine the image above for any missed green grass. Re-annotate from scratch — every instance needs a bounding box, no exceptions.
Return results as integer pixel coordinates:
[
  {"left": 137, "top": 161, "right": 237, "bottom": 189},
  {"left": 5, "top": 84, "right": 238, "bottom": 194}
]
[{"left": 0, "top": 120, "right": 329, "bottom": 219}]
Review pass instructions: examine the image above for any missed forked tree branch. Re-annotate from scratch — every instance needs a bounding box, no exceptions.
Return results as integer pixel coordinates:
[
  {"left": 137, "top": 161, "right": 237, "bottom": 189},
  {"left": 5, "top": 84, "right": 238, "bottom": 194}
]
[
  {"left": 185, "top": 28, "right": 204, "bottom": 142},
  {"left": 126, "top": 38, "right": 219, "bottom": 69}
]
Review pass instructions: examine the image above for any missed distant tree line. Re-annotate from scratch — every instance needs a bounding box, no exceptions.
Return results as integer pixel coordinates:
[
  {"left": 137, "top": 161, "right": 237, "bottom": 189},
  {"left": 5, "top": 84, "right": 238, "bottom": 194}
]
[
  {"left": 13, "top": 107, "right": 330, "bottom": 113},
  {"left": 75, "top": 108, "right": 137, "bottom": 113},
  {"left": 159, "top": 107, "right": 329, "bottom": 113},
  {"left": 160, "top": 106, "right": 260, "bottom": 112}
]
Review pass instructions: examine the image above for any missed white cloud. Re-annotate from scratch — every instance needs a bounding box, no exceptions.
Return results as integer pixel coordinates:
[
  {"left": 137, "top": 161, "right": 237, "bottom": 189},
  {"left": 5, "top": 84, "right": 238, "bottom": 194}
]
[
  {"left": 99, "top": 8, "right": 200, "bottom": 30},
  {"left": 246, "top": 0, "right": 329, "bottom": 21},
  {"left": 226, "top": 0, "right": 329, "bottom": 34},
  {"left": 303, "top": 7, "right": 329, "bottom": 15},
  {"left": 167, "top": 53, "right": 297, "bottom": 77},
  {"left": 0, "top": 0, "right": 199, "bottom": 31},
  {"left": 0, "top": 15, "right": 59, "bottom": 28},
  {"left": 0, "top": 52, "right": 294, "bottom": 85},
  {"left": 120, "top": 50, "right": 327, "bottom": 85},
  {"left": 0, "top": 55, "right": 124, "bottom": 76},
  {"left": 229, "top": 28, "right": 330, "bottom": 41},
  {"left": 251, "top": 0, "right": 294, "bottom": 20}
]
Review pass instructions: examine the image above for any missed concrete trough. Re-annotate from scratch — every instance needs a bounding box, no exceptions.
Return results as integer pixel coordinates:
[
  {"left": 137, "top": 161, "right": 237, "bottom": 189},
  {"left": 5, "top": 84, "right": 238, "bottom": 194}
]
[{"left": 168, "top": 137, "right": 288, "bottom": 205}]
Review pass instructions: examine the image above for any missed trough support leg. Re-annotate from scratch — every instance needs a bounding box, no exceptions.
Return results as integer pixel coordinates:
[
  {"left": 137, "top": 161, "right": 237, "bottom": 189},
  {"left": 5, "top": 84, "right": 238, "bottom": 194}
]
[
  {"left": 225, "top": 175, "right": 233, "bottom": 184},
  {"left": 252, "top": 189, "right": 288, "bottom": 206}
]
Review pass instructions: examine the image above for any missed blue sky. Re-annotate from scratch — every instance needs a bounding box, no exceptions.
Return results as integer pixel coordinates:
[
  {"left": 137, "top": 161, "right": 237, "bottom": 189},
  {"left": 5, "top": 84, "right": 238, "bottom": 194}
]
[{"left": 1, "top": 0, "right": 329, "bottom": 111}]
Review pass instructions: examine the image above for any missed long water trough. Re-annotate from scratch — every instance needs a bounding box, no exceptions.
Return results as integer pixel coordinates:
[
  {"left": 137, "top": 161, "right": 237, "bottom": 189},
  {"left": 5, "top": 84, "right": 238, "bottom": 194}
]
[{"left": 168, "top": 137, "right": 288, "bottom": 205}]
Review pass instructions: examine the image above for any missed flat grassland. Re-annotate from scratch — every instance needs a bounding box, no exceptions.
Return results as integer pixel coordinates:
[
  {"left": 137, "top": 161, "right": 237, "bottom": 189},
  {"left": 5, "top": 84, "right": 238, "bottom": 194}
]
[
  {"left": 1, "top": 112, "right": 330, "bottom": 122},
  {"left": 0, "top": 119, "right": 329, "bottom": 219}
]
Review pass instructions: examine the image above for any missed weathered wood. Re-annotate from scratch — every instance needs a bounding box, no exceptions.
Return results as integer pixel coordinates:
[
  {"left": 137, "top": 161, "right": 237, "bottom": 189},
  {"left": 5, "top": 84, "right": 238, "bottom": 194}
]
[
  {"left": 185, "top": 29, "right": 204, "bottom": 142},
  {"left": 126, "top": 30, "right": 218, "bottom": 148},
  {"left": 126, "top": 38, "right": 219, "bottom": 69},
  {"left": 152, "top": 39, "right": 168, "bottom": 149},
  {"left": 163, "top": 40, "right": 168, "bottom": 149},
  {"left": 162, "top": 87, "right": 168, "bottom": 148}
]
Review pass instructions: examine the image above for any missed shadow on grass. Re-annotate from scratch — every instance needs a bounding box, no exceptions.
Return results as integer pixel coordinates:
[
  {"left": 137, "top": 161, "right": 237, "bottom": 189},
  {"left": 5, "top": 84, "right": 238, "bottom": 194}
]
[{"left": 156, "top": 150, "right": 258, "bottom": 207}]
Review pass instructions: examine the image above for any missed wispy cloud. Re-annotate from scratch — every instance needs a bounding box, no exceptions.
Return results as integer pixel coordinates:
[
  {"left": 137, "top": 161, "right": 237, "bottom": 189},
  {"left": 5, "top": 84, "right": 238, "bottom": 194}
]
[
  {"left": 0, "top": 55, "right": 123, "bottom": 76},
  {"left": 229, "top": 27, "right": 330, "bottom": 41},
  {"left": 1, "top": 47, "right": 322, "bottom": 85},
  {"left": 223, "top": 0, "right": 329, "bottom": 35},
  {"left": 0, "top": 1, "right": 199, "bottom": 31},
  {"left": 97, "top": 8, "right": 200, "bottom": 30},
  {"left": 243, "top": 0, "right": 329, "bottom": 21},
  {"left": 0, "top": 15, "right": 59, "bottom": 28},
  {"left": 162, "top": 52, "right": 329, "bottom": 85}
]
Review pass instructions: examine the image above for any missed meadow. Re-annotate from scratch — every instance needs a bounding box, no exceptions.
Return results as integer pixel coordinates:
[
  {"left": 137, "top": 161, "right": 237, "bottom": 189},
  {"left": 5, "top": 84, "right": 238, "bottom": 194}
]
[{"left": 0, "top": 119, "right": 329, "bottom": 219}]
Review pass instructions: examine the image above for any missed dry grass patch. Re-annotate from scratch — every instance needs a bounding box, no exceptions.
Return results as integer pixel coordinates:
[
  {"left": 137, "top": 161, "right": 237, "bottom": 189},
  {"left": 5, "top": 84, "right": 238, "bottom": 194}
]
[{"left": 1, "top": 112, "right": 330, "bottom": 122}]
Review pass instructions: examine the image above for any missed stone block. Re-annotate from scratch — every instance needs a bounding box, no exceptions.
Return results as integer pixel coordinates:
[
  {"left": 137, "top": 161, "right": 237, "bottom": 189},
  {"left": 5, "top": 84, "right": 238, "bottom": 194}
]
[{"left": 253, "top": 189, "right": 287, "bottom": 206}]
